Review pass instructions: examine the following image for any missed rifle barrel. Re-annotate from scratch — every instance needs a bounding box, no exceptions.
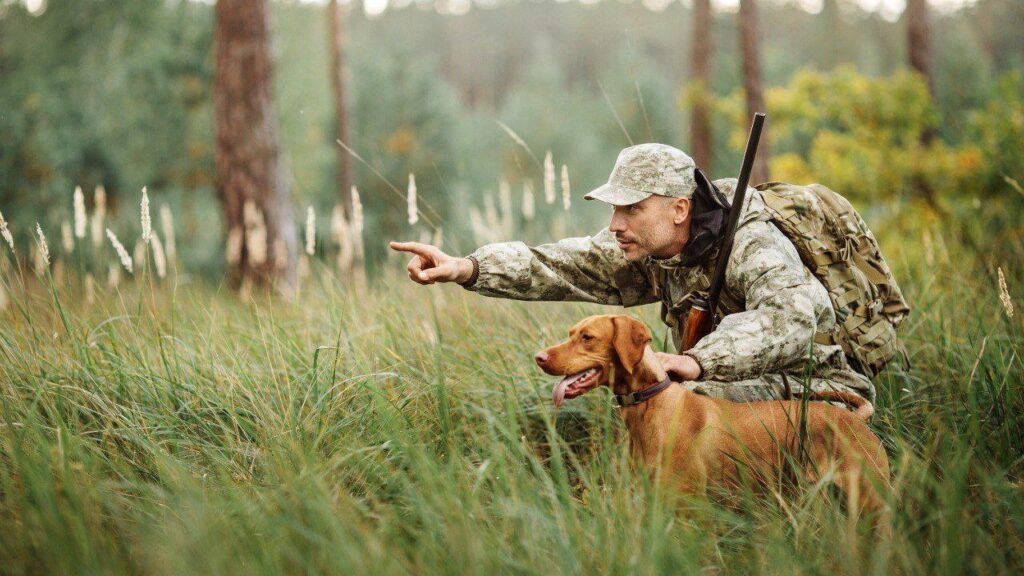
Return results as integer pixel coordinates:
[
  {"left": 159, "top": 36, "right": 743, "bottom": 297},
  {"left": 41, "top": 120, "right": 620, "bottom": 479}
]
[{"left": 705, "top": 112, "right": 766, "bottom": 316}]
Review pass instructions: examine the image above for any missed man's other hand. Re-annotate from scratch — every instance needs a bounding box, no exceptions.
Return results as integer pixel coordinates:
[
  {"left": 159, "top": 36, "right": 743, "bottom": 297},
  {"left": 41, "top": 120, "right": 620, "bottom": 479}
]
[
  {"left": 653, "top": 352, "right": 703, "bottom": 381},
  {"left": 389, "top": 241, "right": 474, "bottom": 285}
]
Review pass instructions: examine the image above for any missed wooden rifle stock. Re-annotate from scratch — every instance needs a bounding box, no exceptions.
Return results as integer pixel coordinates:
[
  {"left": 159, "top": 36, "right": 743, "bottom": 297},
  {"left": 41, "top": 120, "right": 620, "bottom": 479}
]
[
  {"left": 681, "top": 298, "right": 713, "bottom": 351},
  {"left": 679, "top": 113, "right": 765, "bottom": 352}
]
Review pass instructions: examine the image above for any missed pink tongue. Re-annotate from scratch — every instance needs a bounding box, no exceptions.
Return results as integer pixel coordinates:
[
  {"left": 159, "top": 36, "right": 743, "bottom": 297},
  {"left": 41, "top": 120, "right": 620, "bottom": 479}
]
[{"left": 552, "top": 375, "right": 575, "bottom": 408}]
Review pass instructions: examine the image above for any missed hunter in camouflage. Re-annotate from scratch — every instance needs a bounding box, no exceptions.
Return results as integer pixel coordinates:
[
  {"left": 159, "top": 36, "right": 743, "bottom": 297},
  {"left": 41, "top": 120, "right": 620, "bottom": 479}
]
[{"left": 390, "top": 143, "right": 874, "bottom": 403}]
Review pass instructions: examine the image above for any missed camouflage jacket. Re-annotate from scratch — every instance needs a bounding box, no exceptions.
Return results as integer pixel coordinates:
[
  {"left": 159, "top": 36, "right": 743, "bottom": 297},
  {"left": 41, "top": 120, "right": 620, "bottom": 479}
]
[{"left": 463, "top": 178, "right": 857, "bottom": 384}]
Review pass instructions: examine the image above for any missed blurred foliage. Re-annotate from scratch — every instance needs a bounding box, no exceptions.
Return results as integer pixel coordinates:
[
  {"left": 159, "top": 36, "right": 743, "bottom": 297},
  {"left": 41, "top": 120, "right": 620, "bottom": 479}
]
[{"left": 715, "top": 67, "right": 996, "bottom": 208}]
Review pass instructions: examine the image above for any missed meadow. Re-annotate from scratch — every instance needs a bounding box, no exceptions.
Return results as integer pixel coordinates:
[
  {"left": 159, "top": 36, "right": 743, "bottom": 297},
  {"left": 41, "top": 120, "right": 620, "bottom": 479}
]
[{"left": 0, "top": 187, "right": 1021, "bottom": 576}]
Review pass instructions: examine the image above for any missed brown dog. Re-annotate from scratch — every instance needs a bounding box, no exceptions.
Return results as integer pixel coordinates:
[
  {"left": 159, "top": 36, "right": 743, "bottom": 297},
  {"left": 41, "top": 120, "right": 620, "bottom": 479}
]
[{"left": 535, "top": 314, "right": 890, "bottom": 514}]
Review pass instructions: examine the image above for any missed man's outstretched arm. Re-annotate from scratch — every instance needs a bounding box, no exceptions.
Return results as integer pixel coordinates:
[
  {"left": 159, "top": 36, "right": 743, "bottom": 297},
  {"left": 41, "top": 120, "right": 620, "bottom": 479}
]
[{"left": 390, "top": 228, "right": 657, "bottom": 307}]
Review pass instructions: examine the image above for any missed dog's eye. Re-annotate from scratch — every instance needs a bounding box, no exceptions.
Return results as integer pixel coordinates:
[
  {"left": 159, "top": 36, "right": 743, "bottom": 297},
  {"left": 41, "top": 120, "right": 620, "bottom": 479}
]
[{"left": 580, "top": 333, "right": 594, "bottom": 341}]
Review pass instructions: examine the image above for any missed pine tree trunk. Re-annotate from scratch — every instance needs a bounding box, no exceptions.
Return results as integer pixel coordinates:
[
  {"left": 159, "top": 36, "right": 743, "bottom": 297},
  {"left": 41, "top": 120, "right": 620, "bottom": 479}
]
[
  {"left": 328, "top": 0, "right": 353, "bottom": 216},
  {"left": 213, "top": 0, "right": 297, "bottom": 293},
  {"left": 690, "top": 0, "right": 713, "bottom": 172},
  {"left": 906, "top": 0, "right": 936, "bottom": 144},
  {"left": 738, "top": 0, "right": 770, "bottom": 184}
]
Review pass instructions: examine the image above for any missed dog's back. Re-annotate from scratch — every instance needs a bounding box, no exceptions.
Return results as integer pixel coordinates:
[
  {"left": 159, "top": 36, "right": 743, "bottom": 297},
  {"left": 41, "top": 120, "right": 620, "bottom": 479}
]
[{"left": 712, "top": 397, "right": 890, "bottom": 511}]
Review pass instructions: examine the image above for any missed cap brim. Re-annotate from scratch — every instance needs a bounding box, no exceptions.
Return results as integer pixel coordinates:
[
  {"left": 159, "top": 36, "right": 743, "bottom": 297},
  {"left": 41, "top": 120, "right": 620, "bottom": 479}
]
[{"left": 583, "top": 183, "right": 652, "bottom": 206}]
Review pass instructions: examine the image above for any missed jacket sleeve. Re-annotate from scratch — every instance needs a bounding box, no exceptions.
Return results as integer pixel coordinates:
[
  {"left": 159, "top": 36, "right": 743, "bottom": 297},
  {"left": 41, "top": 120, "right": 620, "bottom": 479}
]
[
  {"left": 685, "top": 220, "right": 836, "bottom": 381},
  {"left": 462, "top": 227, "right": 658, "bottom": 307}
]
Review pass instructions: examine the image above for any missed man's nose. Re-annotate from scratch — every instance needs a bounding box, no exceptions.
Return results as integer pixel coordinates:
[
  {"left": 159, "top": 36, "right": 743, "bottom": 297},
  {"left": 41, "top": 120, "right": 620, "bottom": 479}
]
[
  {"left": 535, "top": 351, "right": 549, "bottom": 367},
  {"left": 608, "top": 210, "right": 625, "bottom": 233}
]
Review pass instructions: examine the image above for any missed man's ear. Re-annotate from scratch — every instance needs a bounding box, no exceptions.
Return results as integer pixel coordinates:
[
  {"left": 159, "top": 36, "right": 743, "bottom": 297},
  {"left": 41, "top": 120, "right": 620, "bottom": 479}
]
[
  {"left": 672, "top": 197, "right": 691, "bottom": 225},
  {"left": 611, "top": 316, "right": 652, "bottom": 374}
]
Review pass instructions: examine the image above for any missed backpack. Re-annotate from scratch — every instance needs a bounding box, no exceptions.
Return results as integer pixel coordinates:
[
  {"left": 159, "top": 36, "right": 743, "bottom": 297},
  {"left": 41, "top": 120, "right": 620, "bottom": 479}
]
[{"left": 754, "top": 182, "right": 911, "bottom": 377}]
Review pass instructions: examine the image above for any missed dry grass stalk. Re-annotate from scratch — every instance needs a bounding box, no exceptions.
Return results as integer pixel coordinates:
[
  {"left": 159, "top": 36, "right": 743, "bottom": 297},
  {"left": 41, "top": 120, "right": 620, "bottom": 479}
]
[
  {"left": 106, "top": 228, "right": 133, "bottom": 273},
  {"left": 998, "top": 267, "right": 1014, "bottom": 318},
  {"left": 544, "top": 151, "right": 556, "bottom": 204},
  {"left": 407, "top": 174, "right": 419, "bottom": 226},
  {"left": 522, "top": 180, "right": 535, "bottom": 221},
  {"left": 35, "top": 223, "right": 50, "bottom": 266},
  {"left": 0, "top": 281, "right": 7, "bottom": 311},
  {"left": 159, "top": 204, "right": 176, "bottom": 262},
  {"left": 73, "top": 186, "right": 87, "bottom": 239},
  {"left": 61, "top": 220, "right": 74, "bottom": 253},
  {"left": 0, "top": 210, "right": 13, "bottom": 251},
  {"left": 561, "top": 164, "right": 571, "bottom": 210},
  {"left": 305, "top": 206, "right": 316, "bottom": 256},
  {"left": 140, "top": 187, "right": 152, "bottom": 244},
  {"left": 91, "top": 186, "right": 106, "bottom": 248},
  {"left": 151, "top": 233, "right": 167, "bottom": 279}
]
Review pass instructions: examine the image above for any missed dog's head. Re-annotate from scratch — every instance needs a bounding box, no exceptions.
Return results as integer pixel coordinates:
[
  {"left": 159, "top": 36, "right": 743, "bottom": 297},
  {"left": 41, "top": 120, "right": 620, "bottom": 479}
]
[{"left": 535, "top": 314, "right": 652, "bottom": 407}]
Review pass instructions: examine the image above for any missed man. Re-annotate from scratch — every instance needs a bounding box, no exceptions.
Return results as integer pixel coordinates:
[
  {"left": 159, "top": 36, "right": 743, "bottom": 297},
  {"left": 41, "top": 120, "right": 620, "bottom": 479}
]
[{"left": 389, "top": 143, "right": 873, "bottom": 403}]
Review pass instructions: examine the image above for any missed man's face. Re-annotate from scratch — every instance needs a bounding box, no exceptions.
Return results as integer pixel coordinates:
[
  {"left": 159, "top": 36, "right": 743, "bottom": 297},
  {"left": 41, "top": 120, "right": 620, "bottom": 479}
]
[{"left": 608, "top": 195, "right": 690, "bottom": 261}]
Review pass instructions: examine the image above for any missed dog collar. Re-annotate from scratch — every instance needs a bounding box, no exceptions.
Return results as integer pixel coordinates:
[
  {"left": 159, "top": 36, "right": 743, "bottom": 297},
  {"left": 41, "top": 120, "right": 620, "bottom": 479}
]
[{"left": 614, "top": 375, "right": 675, "bottom": 408}]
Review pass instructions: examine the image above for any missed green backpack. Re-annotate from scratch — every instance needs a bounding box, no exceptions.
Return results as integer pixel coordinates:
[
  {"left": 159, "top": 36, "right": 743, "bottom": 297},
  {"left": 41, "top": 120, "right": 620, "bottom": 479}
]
[{"left": 754, "top": 182, "right": 911, "bottom": 377}]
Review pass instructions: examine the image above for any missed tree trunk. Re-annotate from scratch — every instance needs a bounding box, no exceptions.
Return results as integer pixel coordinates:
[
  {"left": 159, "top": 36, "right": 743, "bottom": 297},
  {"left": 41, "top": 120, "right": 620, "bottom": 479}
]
[
  {"left": 906, "top": 0, "right": 936, "bottom": 144},
  {"left": 738, "top": 0, "right": 770, "bottom": 185},
  {"left": 328, "top": 0, "right": 353, "bottom": 216},
  {"left": 213, "top": 0, "right": 297, "bottom": 293},
  {"left": 690, "top": 0, "right": 713, "bottom": 172}
]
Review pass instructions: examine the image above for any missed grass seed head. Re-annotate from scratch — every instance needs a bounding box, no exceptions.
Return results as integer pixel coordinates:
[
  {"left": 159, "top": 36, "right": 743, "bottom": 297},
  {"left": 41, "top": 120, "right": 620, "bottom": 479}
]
[
  {"left": 106, "top": 228, "right": 133, "bottom": 274},
  {"left": 407, "top": 174, "right": 418, "bottom": 226},
  {"left": 140, "top": 187, "right": 152, "bottom": 244},
  {"left": 151, "top": 233, "right": 167, "bottom": 279},
  {"left": 544, "top": 150, "right": 556, "bottom": 204},
  {"left": 351, "top": 186, "right": 364, "bottom": 235},
  {"left": 91, "top": 185, "right": 106, "bottom": 248},
  {"left": 305, "top": 206, "right": 316, "bottom": 256},
  {"left": 159, "top": 204, "right": 176, "bottom": 261},
  {"left": 0, "top": 210, "right": 13, "bottom": 251},
  {"left": 61, "top": 220, "right": 74, "bottom": 253},
  {"left": 73, "top": 186, "right": 87, "bottom": 239},
  {"left": 998, "top": 267, "right": 1014, "bottom": 318},
  {"left": 561, "top": 164, "right": 571, "bottom": 210},
  {"left": 522, "top": 180, "right": 535, "bottom": 221},
  {"left": 35, "top": 222, "right": 50, "bottom": 266}
]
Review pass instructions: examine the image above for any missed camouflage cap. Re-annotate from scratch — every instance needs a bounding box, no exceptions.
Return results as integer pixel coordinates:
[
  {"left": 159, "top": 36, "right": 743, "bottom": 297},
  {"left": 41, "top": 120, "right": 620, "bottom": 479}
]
[{"left": 584, "top": 143, "right": 698, "bottom": 206}]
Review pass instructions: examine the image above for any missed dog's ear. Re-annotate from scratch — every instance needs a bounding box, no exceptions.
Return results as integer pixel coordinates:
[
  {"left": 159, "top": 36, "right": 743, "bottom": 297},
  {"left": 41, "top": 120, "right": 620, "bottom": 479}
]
[{"left": 611, "top": 316, "right": 652, "bottom": 374}]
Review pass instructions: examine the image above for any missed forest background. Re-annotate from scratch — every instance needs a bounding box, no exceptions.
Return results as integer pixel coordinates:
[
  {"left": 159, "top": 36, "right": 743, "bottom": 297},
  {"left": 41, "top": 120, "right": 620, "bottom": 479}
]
[{"left": 1, "top": 0, "right": 1022, "bottom": 276}]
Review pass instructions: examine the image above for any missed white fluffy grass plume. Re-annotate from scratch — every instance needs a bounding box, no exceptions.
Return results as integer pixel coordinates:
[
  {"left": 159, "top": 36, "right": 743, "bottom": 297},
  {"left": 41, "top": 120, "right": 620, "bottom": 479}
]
[
  {"left": 73, "top": 186, "right": 87, "bottom": 239},
  {"left": 407, "top": 174, "right": 418, "bottom": 226},
  {"left": 106, "top": 228, "right": 133, "bottom": 273},
  {"left": 0, "top": 210, "right": 13, "bottom": 251},
  {"left": 140, "top": 187, "right": 152, "bottom": 244},
  {"left": 305, "top": 206, "right": 316, "bottom": 256},
  {"left": 544, "top": 151, "right": 556, "bottom": 205},
  {"left": 35, "top": 223, "right": 50, "bottom": 265}
]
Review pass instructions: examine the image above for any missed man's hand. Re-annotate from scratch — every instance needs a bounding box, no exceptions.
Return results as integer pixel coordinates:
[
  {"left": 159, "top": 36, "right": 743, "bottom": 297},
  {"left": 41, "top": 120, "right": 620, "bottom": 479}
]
[
  {"left": 389, "top": 241, "right": 474, "bottom": 285},
  {"left": 653, "top": 352, "right": 703, "bottom": 381}
]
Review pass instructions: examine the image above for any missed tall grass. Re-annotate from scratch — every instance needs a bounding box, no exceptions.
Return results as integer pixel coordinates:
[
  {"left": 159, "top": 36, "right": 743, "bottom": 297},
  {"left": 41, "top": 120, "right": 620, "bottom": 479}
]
[{"left": 0, "top": 199, "right": 1022, "bottom": 575}]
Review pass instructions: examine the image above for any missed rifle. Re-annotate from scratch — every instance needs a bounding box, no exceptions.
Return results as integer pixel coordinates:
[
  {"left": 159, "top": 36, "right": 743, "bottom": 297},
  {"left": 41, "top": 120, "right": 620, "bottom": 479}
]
[{"left": 681, "top": 112, "right": 766, "bottom": 352}]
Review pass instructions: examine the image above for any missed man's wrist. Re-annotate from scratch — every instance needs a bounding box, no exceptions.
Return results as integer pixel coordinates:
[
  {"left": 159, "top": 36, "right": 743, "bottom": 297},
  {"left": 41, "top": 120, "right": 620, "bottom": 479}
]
[
  {"left": 457, "top": 256, "right": 479, "bottom": 287},
  {"left": 682, "top": 354, "right": 704, "bottom": 380}
]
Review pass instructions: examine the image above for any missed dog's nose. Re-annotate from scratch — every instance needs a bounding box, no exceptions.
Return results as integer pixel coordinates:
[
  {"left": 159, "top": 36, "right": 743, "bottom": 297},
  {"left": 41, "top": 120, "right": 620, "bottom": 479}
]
[{"left": 535, "top": 351, "right": 549, "bottom": 366}]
